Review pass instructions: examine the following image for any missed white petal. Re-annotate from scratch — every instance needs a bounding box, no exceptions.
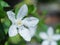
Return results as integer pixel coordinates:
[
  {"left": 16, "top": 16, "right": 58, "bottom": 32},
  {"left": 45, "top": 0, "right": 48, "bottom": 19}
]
[
  {"left": 23, "top": 17, "right": 39, "bottom": 27},
  {"left": 7, "top": 11, "right": 15, "bottom": 23},
  {"left": 18, "top": 26, "right": 31, "bottom": 41},
  {"left": 41, "top": 40, "right": 49, "bottom": 45},
  {"left": 51, "top": 41, "right": 57, "bottom": 45},
  {"left": 39, "top": 32, "right": 48, "bottom": 40},
  {"left": 52, "top": 34, "right": 60, "bottom": 41},
  {"left": 17, "top": 4, "right": 28, "bottom": 19},
  {"left": 47, "top": 27, "right": 54, "bottom": 36},
  {"left": 8, "top": 25, "right": 18, "bottom": 37},
  {"left": 29, "top": 26, "right": 37, "bottom": 37}
]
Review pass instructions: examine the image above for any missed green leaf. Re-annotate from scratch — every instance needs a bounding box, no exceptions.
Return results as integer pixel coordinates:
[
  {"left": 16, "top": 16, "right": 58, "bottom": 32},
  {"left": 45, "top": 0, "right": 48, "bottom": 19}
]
[
  {"left": 8, "top": 34, "right": 22, "bottom": 44},
  {"left": 55, "top": 24, "right": 60, "bottom": 34},
  {"left": 0, "top": 5, "right": 4, "bottom": 18},
  {"left": 0, "top": 3, "right": 3, "bottom": 10},
  {"left": 28, "top": 5, "right": 36, "bottom": 14},
  {"left": 0, "top": 9, "right": 6, "bottom": 18},
  {"left": 0, "top": 1, "right": 10, "bottom": 7},
  {"left": 3, "top": 18, "right": 10, "bottom": 34},
  {"left": 58, "top": 41, "right": 60, "bottom": 45},
  {"left": 0, "top": 22, "right": 5, "bottom": 42},
  {"left": 0, "top": 0, "right": 3, "bottom": 2},
  {"left": 5, "top": 41, "right": 9, "bottom": 45},
  {"left": 56, "top": 29, "right": 60, "bottom": 34}
]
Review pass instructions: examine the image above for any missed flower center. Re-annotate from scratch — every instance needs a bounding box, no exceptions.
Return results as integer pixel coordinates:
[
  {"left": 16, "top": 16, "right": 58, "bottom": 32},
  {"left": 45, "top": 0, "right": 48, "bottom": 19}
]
[
  {"left": 15, "top": 19, "right": 23, "bottom": 27},
  {"left": 48, "top": 36, "right": 52, "bottom": 41},
  {"left": 17, "top": 21, "right": 22, "bottom": 25}
]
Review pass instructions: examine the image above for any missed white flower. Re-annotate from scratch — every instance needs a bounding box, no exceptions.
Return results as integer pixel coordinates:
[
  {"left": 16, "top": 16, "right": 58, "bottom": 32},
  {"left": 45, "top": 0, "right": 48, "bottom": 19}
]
[
  {"left": 39, "top": 27, "right": 60, "bottom": 45},
  {"left": 7, "top": 4, "right": 39, "bottom": 41}
]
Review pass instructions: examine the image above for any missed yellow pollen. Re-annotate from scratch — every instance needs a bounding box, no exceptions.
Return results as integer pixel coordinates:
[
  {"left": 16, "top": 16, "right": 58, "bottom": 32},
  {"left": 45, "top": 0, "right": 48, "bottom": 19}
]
[{"left": 17, "top": 21, "right": 22, "bottom": 25}]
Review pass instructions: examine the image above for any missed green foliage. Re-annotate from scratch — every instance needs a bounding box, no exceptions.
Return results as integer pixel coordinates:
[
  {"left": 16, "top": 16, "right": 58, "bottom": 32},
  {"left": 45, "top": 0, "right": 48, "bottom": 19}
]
[
  {"left": 0, "top": 0, "right": 9, "bottom": 18},
  {"left": 0, "top": 9, "right": 6, "bottom": 18},
  {"left": 0, "top": 1, "right": 10, "bottom": 7},
  {"left": 0, "top": 20, "right": 7, "bottom": 45},
  {"left": 8, "top": 34, "right": 22, "bottom": 44},
  {"left": 55, "top": 24, "right": 60, "bottom": 34},
  {"left": 28, "top": 5, "right": 37, "bottom": 14}
]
